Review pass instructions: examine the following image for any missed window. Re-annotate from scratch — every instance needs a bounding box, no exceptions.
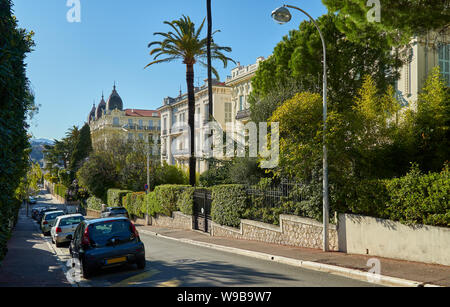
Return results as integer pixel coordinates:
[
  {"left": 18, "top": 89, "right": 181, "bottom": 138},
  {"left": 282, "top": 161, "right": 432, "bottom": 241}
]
[
  {"left": 138, "top": 133, "right": 144, "bottom": 140},
  {"left": 439, "top": 44, "right": 450, "bottom": 86},
  {"left": 239, "top": 95, "right": 244, "bottom": 111},
  {"left": 225, "top": 102, "right": 232, "bottom": 123},
  {"left": 128, "top": 119, "right": 133, "bottom": 127},
  {"left": 138, "top": 120, "right": 143, "bottom": 129},
  {"left": 149, "top": 120, "right": 153, "bottom": 127},
  {"left": 113, "top": 117, "right": 120, "bottom": 127},
  {"left": 128, "top": 133, "right": 133, "bottom": 141}
]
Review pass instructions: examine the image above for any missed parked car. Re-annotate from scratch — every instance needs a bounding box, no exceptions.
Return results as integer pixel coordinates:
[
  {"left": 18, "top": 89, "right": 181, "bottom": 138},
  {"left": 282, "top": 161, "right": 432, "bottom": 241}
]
[
  {"left": 51, "top": 214, "right": 85, "bottom": 247},
  {"left": 28, "top": 197, "right": 37, "bottom": 204},
  {"left": 32, "top": 206, "right": 47, "bottom": 220},
  {"left": 41, "top": 210, "right": 65, "bottom": 235},
  {"left": 100, "top": 207, "right": 129, "bottom": 219},
  {"left": 37, "top": 207, "right": 59, "bottom": 224},
  {"left": 69, "top": 217, "right": 145, "bottom": 278}
]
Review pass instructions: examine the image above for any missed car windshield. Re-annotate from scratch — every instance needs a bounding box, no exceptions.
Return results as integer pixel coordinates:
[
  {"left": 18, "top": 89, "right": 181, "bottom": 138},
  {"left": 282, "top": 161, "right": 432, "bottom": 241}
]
[
  {"left": 59, "top": 216, "right": 84, "bottom": 226},
  {"left": 88, "top": 220, "right": 134, "bottom": 246},
  {"left": 45, "top": 212, "right": 64, "bottom": 220}
]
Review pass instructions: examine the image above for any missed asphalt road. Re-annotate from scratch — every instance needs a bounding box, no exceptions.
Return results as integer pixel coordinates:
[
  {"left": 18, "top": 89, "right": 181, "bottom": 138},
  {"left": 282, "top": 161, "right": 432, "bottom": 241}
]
[{"left": 1, "top": 192, "right": 378, "bottom": 287}]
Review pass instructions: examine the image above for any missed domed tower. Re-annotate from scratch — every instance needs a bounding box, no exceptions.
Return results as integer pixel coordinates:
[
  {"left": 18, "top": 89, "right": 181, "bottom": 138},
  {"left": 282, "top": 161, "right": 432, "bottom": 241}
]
[
  {"left": 96, "top": 93, "right": 107, "bottom": 119},
  {"left": 88, "top": 102, "right": 96, "bottom": 123},
  {"left": 106, "top": 83, "right": 123, "bottom": 111}
]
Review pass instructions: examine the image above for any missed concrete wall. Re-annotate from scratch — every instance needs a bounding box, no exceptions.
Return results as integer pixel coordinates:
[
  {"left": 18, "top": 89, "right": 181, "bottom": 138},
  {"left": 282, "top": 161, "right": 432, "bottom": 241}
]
[
  {"left": 338, "top": 213, "right": 450, "bottom": 266},
  {"left": 211, "top": 214, "right": 339, "bottom": 251}
]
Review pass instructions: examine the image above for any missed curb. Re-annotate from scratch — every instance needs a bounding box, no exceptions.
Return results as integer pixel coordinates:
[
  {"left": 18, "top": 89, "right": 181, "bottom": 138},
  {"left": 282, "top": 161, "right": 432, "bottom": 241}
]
[{"left": 137, "top": 228, "right": 441, "bottom": 288}]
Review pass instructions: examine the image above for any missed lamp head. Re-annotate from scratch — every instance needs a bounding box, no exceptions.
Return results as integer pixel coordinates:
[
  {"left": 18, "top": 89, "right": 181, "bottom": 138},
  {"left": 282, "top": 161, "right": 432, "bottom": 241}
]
[{"left": 271, "top": 6, "right": 292, "bottom": 24}]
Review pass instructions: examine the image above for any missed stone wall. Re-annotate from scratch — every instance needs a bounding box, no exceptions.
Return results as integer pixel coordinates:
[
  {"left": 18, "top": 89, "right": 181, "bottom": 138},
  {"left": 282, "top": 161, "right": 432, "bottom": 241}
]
[
  {"left": 86, "top": 208, "right": 101, "bottom": 218},
  {"left": 149, "top": 211, "right": 192, "bottom": 230},
  {"left": 211, "top": 214, "right": 338, "bottom": 251}
]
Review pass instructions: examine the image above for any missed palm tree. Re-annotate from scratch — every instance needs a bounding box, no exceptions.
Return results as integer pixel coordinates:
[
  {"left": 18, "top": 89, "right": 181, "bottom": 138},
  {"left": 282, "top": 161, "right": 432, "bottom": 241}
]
[{"left": 146, "top": 15, "right": 234, "bottom": 186}]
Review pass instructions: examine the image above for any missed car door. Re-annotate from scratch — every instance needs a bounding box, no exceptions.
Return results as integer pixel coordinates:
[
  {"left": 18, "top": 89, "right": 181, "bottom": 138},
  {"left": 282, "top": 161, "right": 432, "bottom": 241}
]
[{"left": 71, "top": 223, "right": 84, "bottom": 258}]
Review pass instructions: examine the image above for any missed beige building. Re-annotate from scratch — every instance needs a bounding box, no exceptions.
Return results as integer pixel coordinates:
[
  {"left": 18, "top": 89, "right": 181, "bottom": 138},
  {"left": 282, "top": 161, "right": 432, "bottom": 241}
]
[
  {"left": 159, "top": 80, "right": 231, "bottom": 173},
  {"left": 395, "top": 30, "right": 450, "bottom": 108},
  {"left": 88, "top": 85, "right": 161, "bottom": 155}
]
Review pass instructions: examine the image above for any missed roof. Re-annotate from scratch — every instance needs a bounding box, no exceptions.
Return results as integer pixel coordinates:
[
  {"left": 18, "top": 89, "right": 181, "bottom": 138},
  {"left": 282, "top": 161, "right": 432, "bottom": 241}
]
[
  {"left": 85, "top": 217, "right": 129, "bottom": 225},
  {"left": 124, "top": 109, "right": 160, "bottom": 117}
]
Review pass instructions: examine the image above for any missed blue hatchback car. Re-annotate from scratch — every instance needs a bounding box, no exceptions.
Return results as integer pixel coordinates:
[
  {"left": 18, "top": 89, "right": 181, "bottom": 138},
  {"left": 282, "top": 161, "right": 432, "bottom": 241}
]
[{"left": 69, "top": 217, "right": 146, "bottom": 278}]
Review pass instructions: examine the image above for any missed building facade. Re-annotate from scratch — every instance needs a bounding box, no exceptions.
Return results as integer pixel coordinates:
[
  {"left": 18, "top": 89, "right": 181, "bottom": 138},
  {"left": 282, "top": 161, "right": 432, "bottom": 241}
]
[
  {"left": 88, "top": 85, "right": 161, "bottom": 155},
  {"left": 396, "top": 29, "right": 450, "bottom": 108}
]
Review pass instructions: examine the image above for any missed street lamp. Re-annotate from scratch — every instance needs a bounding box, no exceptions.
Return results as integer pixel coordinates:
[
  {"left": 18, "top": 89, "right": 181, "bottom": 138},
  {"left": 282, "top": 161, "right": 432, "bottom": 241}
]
[
  {"left": 122, "top": 125, "right": 150, "bottom": 193},
  {"left": 272, "top": 5, "right": 329, "bottom": 252}
]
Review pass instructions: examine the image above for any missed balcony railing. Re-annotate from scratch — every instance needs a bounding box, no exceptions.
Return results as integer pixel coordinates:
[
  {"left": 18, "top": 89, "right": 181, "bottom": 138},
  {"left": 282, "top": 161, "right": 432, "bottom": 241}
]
[{"left": 235, "top": 109, "right": 251, "bottom": 120}]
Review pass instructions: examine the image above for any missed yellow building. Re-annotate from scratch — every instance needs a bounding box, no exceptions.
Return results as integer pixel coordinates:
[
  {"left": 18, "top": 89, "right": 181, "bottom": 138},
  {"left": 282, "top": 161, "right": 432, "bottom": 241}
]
[
  {"left": 88, "top": 85, "right": 161, "bottom": 154},
  {"left": 396, "top": 29, "right": 450, "bottom": 108}
]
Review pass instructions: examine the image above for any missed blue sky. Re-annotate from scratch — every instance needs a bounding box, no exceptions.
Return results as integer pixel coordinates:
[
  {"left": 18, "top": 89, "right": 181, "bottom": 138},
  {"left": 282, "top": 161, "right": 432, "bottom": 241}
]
[{"left": 13, "top": 0, "right": 327, "bottom": 140}]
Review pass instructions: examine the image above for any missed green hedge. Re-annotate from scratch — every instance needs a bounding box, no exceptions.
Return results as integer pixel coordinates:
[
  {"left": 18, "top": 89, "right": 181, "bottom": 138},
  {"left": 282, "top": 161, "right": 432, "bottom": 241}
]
[
  {"left": 211, "top": 184, "right": 248, "bottom": 228},
  {"left": 154, "top": 185, "right": 191, "bottom": 216},
  {"left": 107, "top": 189, "right": 131, "bottom": 207},
  {"left": 54, "top": 184, "right": 68, "bottom": 199},
  {"left": 177, "top": 187, "right": 196, "bottom": 215},
  {"left": 86, "top": 196, "right": 103, "bottom": 211},
  {"left": 123, "top": 192, "right": 146, "bottom": 218}
]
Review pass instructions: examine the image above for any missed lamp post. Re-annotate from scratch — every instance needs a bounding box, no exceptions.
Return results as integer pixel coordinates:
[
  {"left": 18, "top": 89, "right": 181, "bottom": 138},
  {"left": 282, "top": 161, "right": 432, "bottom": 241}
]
[{"left": 272, "top": 5, "right": 329, "bottom": 252}]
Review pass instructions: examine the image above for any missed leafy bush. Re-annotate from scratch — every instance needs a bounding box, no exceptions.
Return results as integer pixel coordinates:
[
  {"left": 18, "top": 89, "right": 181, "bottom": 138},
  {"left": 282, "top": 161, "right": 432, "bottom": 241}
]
[
  {"left": 177, "top": 187, "right": 196, "bottom": 215},
  {"left": 154, "top": 185, "right": 191, "bottom": 216},
  {"left": 211, "top": 185, "right": 248, "bottom": 228},
  {"left": 123, "top": 192, "right": 146, "bottom": 218},
  {"left": 383, "top": 164, "right": 449, "bottom": 227},
  {"left": 54, "top": 184, "right": 68, "bottom": 199},
  {"left": 146, "top": 192, "right": 162, "bottom": 217},
  {"left": 107, "top": 189, "right": 131, "bottom": 207},
  {"left": 86, "top": 196, "right": 103, "bottom": 211}
]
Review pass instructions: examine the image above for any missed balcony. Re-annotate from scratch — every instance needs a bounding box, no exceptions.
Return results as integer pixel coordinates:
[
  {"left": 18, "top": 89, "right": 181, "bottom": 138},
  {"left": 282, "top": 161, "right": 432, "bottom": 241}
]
[{"left": 235, "top": 109, "right": 251, "bottom": 120}]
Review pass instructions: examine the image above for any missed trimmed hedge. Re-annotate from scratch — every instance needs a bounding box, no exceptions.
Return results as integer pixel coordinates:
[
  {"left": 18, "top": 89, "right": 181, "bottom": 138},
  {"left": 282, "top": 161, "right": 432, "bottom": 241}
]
[
  {"left": 123, "top": 192, "right": 146, "bottom": 218},
  {"left": 177, "top": 187, "right": 196, "bottom": 215},
  {"left": 54, "top": 184, "right": 68, "bottom": 199},
  {"left": 211, "top": 184, "right": 248, "bottom": 228},
  {"left": 154, "top": 185, "right": 191, "bottom": 216},
  {"left": 107, "top": 189, "right": 131, "bottom": 207},
  {"left": 86, "top": 196, "right": 103, "bottom": 211}
]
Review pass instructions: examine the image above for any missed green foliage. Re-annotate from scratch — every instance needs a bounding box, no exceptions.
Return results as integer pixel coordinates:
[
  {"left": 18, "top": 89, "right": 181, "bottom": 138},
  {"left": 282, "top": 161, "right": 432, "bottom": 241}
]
[
  {"left": 86, "top": 196, "right": 103, "bottom": 211},
  {"left": 54, "top": 184, "right": 68, "bottom": 199},
  {"left": 177, "top": 187, "right": 195, "bottom": 215},
  {"left": 70, "top": 123, "right": 92, "bottom": 174},
  {"left": 211, "top": 185, "right": 248, "bottom": 228},
  {"left": 146, "top": 192, "right": 162, "bottom": 217},
  {"left": 107, "top": 189, "right": 131, "bottom": 207},
  {"left": 154, "top": 185, "right": 191, "bottom": 216},
  {"left": 323, "top": 0, "right": 449, "bottom": 47},
  {"left": 123, "top": 192, "right": 146, "bottom": 218},
  {"left": 384, "top": 164, "right": 450, "bottom": 227},
  {"left": 0, "top": 0, "right": 36, "bottom": 262}
]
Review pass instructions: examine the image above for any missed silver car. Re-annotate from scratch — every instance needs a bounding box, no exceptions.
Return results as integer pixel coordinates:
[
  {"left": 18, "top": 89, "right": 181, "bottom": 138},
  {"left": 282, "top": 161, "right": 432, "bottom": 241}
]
[
  {"left": 41, "top": 211, "right": 65, "bottom": 236},
  {"left": 51, "top": 214, "right": 85, "bottom": 247}
]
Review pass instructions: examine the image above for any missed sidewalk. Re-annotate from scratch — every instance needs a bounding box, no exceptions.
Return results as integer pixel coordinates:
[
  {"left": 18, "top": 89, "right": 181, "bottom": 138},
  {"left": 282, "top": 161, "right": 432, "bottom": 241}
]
[
  {"left": 134, "top": 223, "right": 450, "bottom": 287},
  {"left": 0, "top": 201, "right": 70, "bottom": 287}
]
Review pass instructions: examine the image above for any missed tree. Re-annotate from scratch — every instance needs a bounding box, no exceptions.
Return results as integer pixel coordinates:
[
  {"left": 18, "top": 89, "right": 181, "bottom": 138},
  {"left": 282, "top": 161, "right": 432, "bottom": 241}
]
[
  {"left": 0, "top": 0, "right": 36, "bottom": 260},
  {"left": 251, "top": 14, "right": 401, "bottom": 119},
  {"left": 145, "top": 15, "right": 234, "bottom": 186},
  {"left": 70, "top": 123, "right": 92, "bottom": 175},
  {"left": 322, "top": 0, "right": 450, "bottom": 47}
]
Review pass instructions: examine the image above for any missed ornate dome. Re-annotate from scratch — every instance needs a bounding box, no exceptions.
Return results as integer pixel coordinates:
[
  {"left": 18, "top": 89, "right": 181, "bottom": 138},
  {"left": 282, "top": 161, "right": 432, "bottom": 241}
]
[
  {"left": 88, "top": 103, "right": 96, "bottom": 123},
  {"left": 96, "top": 94, "right": 107, "bottom": 119},
  {"left": 106, "top": 84, "right": 123, "bottom": 111}
]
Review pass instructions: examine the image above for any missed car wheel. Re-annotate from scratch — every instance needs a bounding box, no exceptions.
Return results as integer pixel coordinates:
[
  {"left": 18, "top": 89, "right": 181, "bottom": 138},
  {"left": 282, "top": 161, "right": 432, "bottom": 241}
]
[
  {"left": 81, "top": 258, "right": 91, "bottom": 279},
  {"left": 136, "top": 257, "right": 146, "bottom": 270}
]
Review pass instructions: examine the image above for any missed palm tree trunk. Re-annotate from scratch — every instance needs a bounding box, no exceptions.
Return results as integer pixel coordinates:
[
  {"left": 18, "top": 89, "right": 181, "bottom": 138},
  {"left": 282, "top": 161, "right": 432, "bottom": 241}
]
[{"left": 186, "top": 63, "right": 196, "bottom": 186}]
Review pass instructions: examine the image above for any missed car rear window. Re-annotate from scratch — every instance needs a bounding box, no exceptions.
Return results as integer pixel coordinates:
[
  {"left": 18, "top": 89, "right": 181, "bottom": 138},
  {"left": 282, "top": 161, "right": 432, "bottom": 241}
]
[
  {"left": 45, "top": 212, "right": 64, "bottom": 220},
  {"left": 59, "top": 216, "right": 84, "bottom": 226},
  {"left": 110, "top": 208, "right": 127, "bottom": 214},
  {"left": 88, "top": 220, "right": 134, "bottom": 246}
]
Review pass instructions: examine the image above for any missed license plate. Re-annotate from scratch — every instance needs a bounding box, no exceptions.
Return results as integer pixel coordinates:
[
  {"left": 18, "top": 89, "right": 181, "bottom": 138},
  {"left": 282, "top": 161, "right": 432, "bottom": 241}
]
[{"left": 106, "top": 257, "right": 127, "bottom": 265}]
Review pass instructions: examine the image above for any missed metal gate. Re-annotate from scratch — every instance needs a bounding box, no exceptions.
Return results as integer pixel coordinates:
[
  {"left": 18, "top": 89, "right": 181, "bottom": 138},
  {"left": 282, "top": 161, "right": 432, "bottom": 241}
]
[{"left": 193, "top": 189, "right": 212, "bottom": 233}]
